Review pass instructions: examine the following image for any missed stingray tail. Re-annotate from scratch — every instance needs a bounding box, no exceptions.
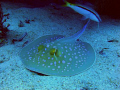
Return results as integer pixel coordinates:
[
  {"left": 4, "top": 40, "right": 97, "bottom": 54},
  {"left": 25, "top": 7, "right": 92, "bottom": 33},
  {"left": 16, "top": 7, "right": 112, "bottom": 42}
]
[
  {"left": 71, "top": 19, "right": 90, "bottom": 40},
  {"left": 58, "top": 19, "right": 90, "bottom": 43}
]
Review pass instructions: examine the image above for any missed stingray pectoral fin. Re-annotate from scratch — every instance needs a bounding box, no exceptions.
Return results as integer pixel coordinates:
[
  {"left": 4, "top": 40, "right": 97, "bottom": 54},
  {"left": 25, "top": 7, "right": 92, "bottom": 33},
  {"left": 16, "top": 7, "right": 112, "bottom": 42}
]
[{"left": 80, "top": 41, "right": 96, "bottom": 67}]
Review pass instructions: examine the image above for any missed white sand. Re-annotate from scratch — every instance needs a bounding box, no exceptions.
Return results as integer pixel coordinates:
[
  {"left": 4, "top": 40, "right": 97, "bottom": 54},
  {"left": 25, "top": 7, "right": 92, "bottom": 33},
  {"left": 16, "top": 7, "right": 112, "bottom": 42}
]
[{"left": 0, "top": 1, "right": 120, "bottom": 90}]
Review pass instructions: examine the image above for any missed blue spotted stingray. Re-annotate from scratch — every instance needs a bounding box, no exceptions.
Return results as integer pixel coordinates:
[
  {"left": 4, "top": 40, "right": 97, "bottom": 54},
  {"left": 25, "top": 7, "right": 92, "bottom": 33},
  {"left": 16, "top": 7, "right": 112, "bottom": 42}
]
[{"left": 20, "top": 20, "right": 95, "bottom": 76}]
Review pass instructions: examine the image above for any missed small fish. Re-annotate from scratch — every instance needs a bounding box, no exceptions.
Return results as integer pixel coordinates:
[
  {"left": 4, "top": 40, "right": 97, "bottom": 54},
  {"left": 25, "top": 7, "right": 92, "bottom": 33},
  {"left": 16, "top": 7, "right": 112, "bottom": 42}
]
[
  {"left": 20, "top": 20, "right": 95, "bottom": 76},
  {"left": 63, "top": 0, "right": 101, "bottom": 22}
]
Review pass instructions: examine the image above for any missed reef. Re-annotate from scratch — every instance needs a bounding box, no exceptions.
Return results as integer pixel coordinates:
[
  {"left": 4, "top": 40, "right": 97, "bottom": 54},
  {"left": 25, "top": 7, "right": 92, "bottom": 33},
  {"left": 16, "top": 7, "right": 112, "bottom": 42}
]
[{"left": 0, "top": 3, "right": 9, "bottom": 46}]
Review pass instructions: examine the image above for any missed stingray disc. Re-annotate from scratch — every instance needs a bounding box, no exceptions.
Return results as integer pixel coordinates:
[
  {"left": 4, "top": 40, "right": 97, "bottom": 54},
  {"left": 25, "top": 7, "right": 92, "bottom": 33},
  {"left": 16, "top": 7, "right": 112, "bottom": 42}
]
[{"left": 20, "top": 34, "right": 95, "bottom": 76}]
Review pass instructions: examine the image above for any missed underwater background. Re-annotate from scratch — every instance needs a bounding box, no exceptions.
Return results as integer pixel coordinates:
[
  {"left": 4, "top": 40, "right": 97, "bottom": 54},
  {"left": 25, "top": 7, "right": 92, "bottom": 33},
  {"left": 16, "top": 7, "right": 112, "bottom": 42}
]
[{"left": 0, "top": 0, "right": 120, "bottom": 90}]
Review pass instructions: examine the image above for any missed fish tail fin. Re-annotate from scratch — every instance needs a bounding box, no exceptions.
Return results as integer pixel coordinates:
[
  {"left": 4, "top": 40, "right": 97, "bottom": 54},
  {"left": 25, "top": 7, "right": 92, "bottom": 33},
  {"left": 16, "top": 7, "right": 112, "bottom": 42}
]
[{"left": 62, "top": 0, "right": 71, "bottom": 7}]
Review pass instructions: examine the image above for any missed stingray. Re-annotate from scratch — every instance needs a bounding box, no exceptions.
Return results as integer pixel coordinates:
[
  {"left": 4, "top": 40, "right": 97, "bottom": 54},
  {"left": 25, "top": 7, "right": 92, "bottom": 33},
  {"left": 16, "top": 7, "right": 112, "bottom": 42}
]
[{"left": 19, "top": 20, "right": 95, "bottom": 76}]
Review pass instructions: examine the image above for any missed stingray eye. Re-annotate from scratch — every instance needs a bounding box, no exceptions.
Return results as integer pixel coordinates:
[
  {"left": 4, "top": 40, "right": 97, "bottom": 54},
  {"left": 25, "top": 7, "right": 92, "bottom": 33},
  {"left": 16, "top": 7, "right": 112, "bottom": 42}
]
[
  {"left": 50, "top": 48, "right": 56, "bottom": 55},
  {"left": 38, "top": 45, "right": 45, "bottom": 52},
  {"left": 55, "top": 49, "right": 61, "bottom": 57}
]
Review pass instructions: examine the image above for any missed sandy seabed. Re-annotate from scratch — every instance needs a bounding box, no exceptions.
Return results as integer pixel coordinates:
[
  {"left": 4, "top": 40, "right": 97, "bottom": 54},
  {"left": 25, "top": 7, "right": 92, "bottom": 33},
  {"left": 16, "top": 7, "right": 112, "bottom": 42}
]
[{"left": 0, "top": 1, "right": 120, "bottom": 90}]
